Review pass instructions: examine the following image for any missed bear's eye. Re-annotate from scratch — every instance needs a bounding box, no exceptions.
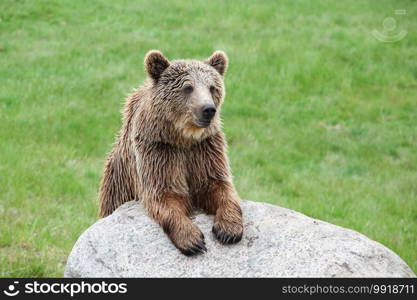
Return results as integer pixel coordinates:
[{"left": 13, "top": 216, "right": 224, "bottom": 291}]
[
  {"left": 209, "top": 86, "right": 216, "bottom": 94},
  {"left": 183, "top": 85, "right": 194, "bottom": 94}
]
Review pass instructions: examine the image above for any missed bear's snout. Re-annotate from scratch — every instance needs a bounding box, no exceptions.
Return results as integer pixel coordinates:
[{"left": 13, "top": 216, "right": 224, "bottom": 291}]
[{"left": 198, "top": 104, "right": 216, "bottom": 127}]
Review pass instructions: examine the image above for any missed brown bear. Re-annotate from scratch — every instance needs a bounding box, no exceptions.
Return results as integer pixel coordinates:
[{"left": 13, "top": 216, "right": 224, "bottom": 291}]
[{"left": 98, "top": 50, "right": 243, "bottom": 256}]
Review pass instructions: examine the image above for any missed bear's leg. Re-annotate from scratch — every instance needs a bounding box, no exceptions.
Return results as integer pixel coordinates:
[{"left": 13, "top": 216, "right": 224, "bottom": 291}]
[
  {"left": 136, "top": 142, "right": 206, "bottom": 255},
  {"left": 99, "top": 146, "right": 137, "bottom": 218},
  {"left": 190, "top": 133, "right": 243, "bottom": 244},
  {"left": 204, "top": 181, "right": 243, "bottom": 244},
  {"left": 144, "top": 193, "right": 206, "bottom": 256}
]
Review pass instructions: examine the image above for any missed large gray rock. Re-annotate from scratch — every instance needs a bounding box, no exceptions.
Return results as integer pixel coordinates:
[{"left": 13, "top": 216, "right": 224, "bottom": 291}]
[{"left": 65, "top": 200, "right": 415, "bottom": 277}]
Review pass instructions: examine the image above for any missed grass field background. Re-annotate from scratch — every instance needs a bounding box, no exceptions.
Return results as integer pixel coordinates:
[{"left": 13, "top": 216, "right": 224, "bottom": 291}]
[{"left": 1, "top": 0, "right": 416, "bottom": 276}]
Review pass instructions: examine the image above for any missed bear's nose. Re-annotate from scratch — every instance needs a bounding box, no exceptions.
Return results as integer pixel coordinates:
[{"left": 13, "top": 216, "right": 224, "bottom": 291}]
[{"left": 201, "top": 104, "right": 216, "bottom": 120}]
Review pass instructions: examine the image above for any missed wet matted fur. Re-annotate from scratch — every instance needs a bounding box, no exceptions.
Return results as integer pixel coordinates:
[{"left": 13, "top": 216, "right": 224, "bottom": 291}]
[{"left": 98, "top": 50, "right": 243, "bottom": 256}]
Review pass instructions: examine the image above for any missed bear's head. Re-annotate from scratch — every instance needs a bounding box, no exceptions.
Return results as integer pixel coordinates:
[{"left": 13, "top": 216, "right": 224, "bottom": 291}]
[{"left": 144, "top": 50, "right": 228, "bottom": 140}]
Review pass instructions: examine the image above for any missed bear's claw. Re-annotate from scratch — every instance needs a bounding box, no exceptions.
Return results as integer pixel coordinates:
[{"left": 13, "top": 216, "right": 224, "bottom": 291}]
[
  {"left": 212, "top": 225, "right": 243, "bottom": 244},
  {"left": 180, "top": 238, "right": 207, "bottom": 256}
]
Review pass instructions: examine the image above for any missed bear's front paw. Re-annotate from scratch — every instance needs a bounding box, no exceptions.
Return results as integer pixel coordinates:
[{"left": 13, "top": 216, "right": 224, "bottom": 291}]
[
  {"left": 212, "top": 219, "right": 243, "bottom": 244},
  {"left": 170, "top": 225, "right": 207, "bottom": 256}
]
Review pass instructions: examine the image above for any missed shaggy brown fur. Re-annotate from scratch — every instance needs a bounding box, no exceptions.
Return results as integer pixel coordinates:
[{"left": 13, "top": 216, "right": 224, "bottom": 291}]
[{"left": 98, "top": 50, "right": 243, "bottom": 255}]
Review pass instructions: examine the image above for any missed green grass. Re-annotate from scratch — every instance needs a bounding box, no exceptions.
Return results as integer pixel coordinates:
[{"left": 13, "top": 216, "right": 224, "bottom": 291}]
[{"left": 1, "top": 0, "right": 416, "bottom": 277}]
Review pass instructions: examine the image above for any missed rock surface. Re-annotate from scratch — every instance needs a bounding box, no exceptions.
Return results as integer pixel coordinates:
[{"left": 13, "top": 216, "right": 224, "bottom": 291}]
[{"left": 65, "top": 200, "right": 415, "bottom": 277}]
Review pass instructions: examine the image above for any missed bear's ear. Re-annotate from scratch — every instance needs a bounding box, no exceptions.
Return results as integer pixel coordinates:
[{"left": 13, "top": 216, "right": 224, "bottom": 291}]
[
  {"left": 205, "top": 51, "right": 228, "bottom": 76},
  {"left": 144, "top": 50, "right": 170, "bottom": 81}
]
